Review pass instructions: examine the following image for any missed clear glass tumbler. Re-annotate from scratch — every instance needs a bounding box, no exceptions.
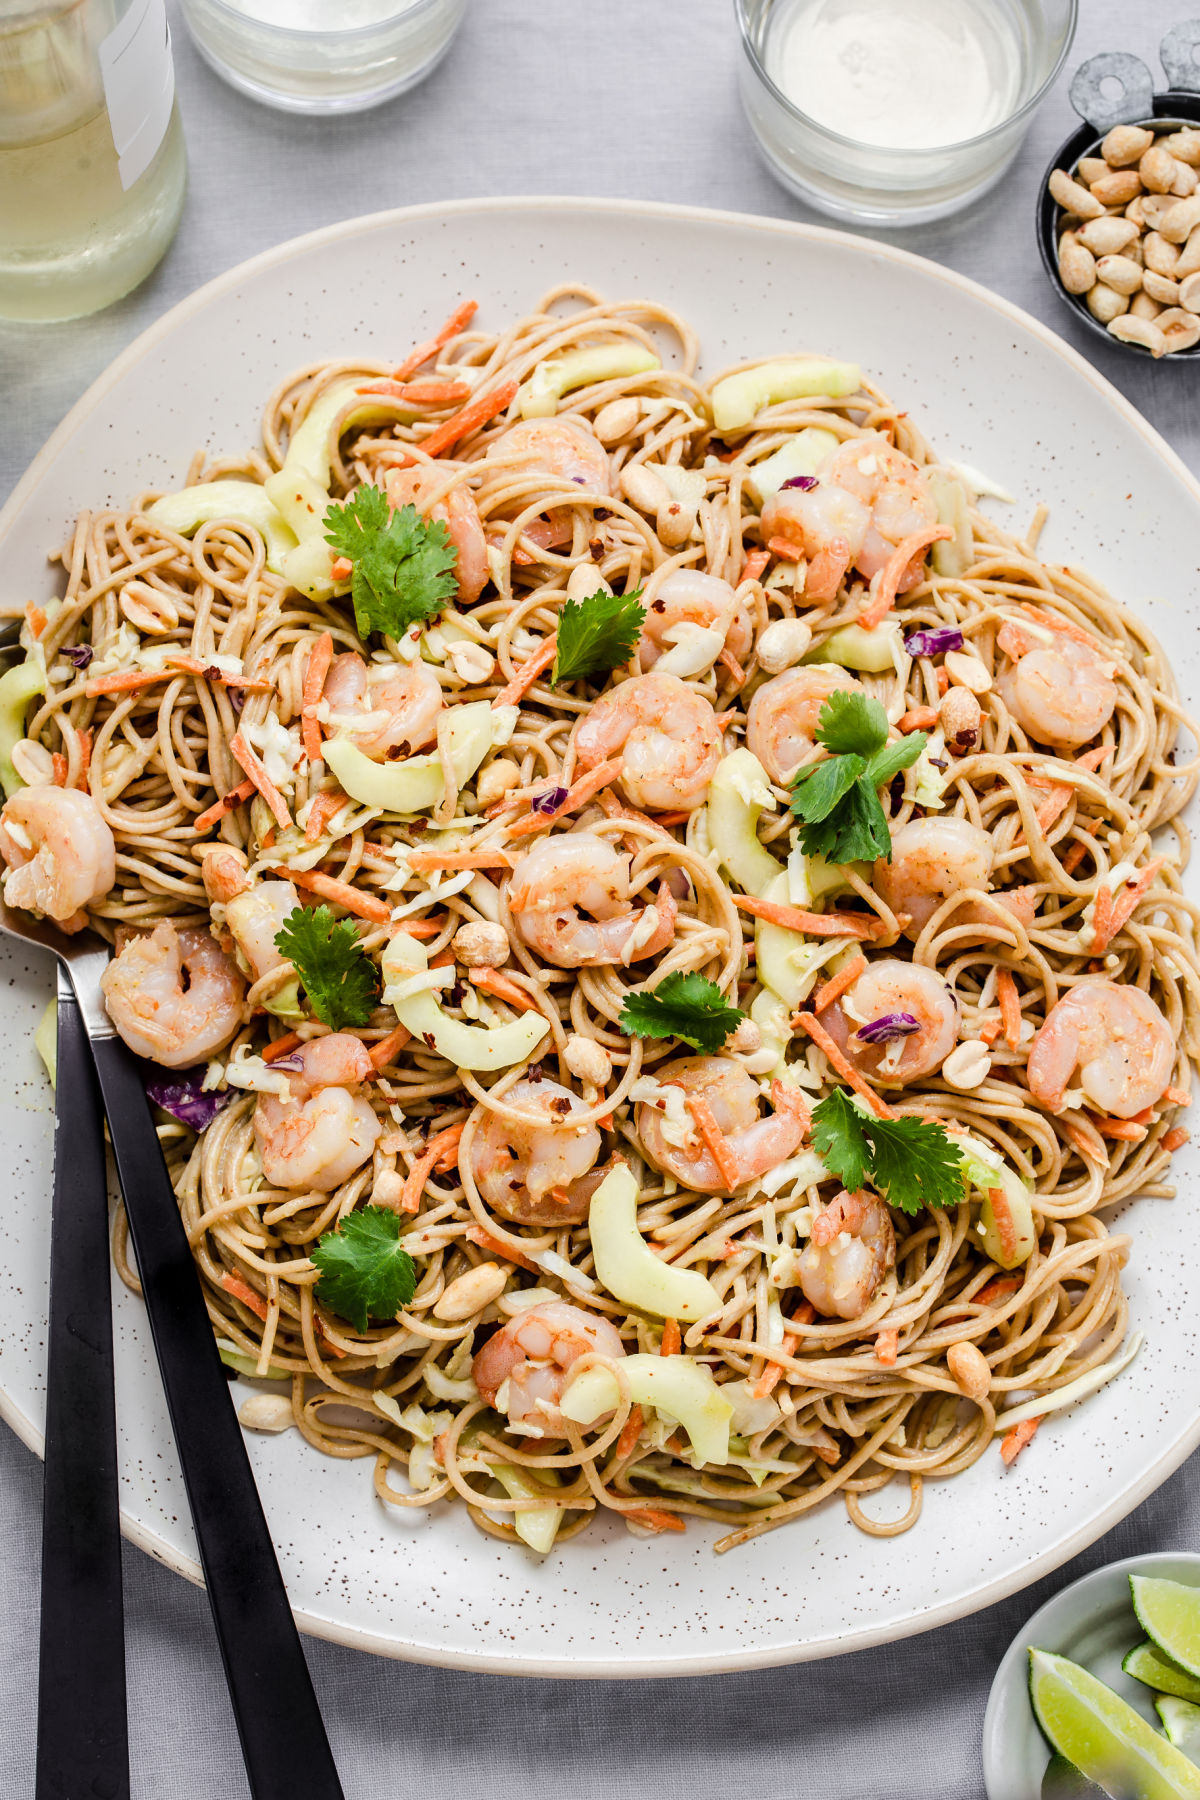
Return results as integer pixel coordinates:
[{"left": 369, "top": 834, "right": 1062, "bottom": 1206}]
[
  {"left": 0, "top": 0, "right": 187, "bottom": 322},
  {"left": 736, "top": 0, "right": 1077, "bottom": 225},
  {"left": 177, "top": 0, "right": 469, "bottom": 115}
]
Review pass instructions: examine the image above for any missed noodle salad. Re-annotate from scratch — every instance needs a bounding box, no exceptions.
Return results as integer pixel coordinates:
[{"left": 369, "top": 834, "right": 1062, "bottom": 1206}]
[{"left": 2, "top": 287, "right": 1196, "bottom": 1556}]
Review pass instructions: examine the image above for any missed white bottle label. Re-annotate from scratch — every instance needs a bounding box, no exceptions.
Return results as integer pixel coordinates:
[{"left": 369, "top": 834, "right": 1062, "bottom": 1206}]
[{"left": 99, "top": 0, "right": 176, "bottom": 192}]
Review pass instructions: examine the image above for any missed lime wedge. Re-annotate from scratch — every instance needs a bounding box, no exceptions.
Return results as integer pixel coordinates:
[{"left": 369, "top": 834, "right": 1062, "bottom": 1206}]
[
  {"left": 1029, "top": 1648, "right": 1200, "bottom": 1799},
  {"left": 1132, "top": 1578, "right": 1200, "bottom": 1678},
  {"left": 1041, "top": 1750, "right": 1114, "bottom": 1798},
  {"left": 1158, "top": 1698, "right": 1200, "bottom": 1760},
  {"left": 1125, "top": 1643, "right": 1200, "bottom": 1703}
]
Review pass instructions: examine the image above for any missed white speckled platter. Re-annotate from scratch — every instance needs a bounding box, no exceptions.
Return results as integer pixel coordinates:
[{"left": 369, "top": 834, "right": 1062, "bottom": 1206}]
[{"left": 1, "top": 199, "right": 1198, "bottom": 1677}]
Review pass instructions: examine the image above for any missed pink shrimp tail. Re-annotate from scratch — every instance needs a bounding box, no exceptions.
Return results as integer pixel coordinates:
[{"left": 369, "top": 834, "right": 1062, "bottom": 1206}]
[{"left": 811, "top": 1189, "right": 866, "bottom": 1248}]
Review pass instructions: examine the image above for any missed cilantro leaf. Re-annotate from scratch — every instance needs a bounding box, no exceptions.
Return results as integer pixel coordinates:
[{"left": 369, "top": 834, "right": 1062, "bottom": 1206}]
[
  {"left": 619, "top": 971, "right": 744, "bottom": 1054},
  {"left": 274, "top": 904, "right": 380, "bottom": 1031},
  {"left": 312, "top": 1206, "right": 416, "bottom": 1334},
  {"left": 810, "top": 1088, "right": 965, "bottom": 1216},
  {"left": 553, "top": 588, "right": 646, "bottom": 686},
  {"left": 788, "top": 688, "right": 927, "bottom": 864},
  {"left": 324, "top": 484, "right": 458, "bottom": 640}
]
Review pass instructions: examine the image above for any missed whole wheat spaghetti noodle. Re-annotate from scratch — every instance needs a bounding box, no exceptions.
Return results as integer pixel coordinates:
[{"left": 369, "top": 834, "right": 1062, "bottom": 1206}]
[{"left": 7, "top": 286, "right": 1198, "bottom": 1556}]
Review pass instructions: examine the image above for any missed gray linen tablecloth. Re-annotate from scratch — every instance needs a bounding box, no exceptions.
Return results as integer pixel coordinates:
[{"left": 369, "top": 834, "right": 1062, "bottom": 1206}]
[{"left": 3, "top": 2, "right": 1200, "bottom": 1793}]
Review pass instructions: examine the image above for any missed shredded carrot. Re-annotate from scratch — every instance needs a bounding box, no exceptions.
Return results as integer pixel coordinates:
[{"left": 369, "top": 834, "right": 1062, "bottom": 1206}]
[
  {"left": 814, "top": 952, "right": 867, "bottom": 1012},
  {"left": 1090, "top": 883, "right": 1115, "bottom": 950},
  {"left": 368, "top": 1023, "right": 413, "bottom": 1070},
  {"left": 193, "top": 778, "right": 257, "bottom": 833},
  {"left": 766, "top": 535, "right": 804, "bottom": 563},
  {"left": 1018, "top": 605, "right": 1098, "bottom": 650},
  {"left": 741, "top": 548, "right": 770, "bottom": 583},
  {"left": 330, "top": 556, "right": 353, "bottom": 581},
  {"left": 466, "top": 1225, "right": 538, "bottom": 1273},
  {"left": 898, "top": 706, "right": 938, "bottom": 733},
  {"left": 936, "top": 666, "right": 950, "bottom": 697},
  {"left": 163, "top": 655, "right": 272, "bottom": 692},
  {"left": 230, "top": 730, "right": 291, "bottom": 830},
  {"left": 278, "top": 866, "right": 390, "bottom": 924},
  {"left": 1165, "top": 1085, "right": 1190, "bottom": 1106},
  {"left": 417, "top": 377, "right": 518, "bottom": 461},
  {"left": 718, "top": 648, "right": 746, "bottom": 685},
  {"left": 1163, "top": 1127, "right": 1190, "bottom": 1153},
  {"left": 753, "top": 1333, "right": 800, "bottom": 1399},
  {"left": 1091, "top": 1117, "right": 1147, "bottom": 1142},
  {"left": 75, "top": 727, "right": 92, "bottom": 789},
  {"left": 492, "top": 633, "right": 557, "bottom": 709},
  {"left": 979, "top": 1017, "right": 1003, "bottom": 1046},
  {"left": 660, "top": 1318, "right": 681, "bottom": 1357},
  {"left": 875, "top": 1328, "right": 899, "bottom": 1367},
  {"left": 300, "top": 631, "right": 333, "bottom": 763},
  {"left": 623, "top": 1508, "right": 687, "bottom": 1534},
  {"left": 390, "top": 916, "right": 448, "bottom": 940},
  {"left": 859, "top": 524, "right": 952, "bottom": 630},
  {"left": 648, "top": 810, "right": 691, "bottom": 828},
  {"left": 987, "top": 1186, "right": 1017, "bottom": 1264},
  {"left": 261, "top": 1032, "right": 304, "bottom": 1064},
  {"left": 220, "top": 1272, "right": 269, "bottom": 1322},
  {"left": 85, "top": 669, "right": 172, "bottom": 696},
  {"left": 389, "top": 299, "right": 478, "bottom": 384},
  {"left": 686, "top": 1093, "right": 742, "bottom": 1191},
  {"left": 358, "top": 378, "right": 471, "bottom": 405},
  {"left": 615, "top": 1405, "right": 644, "bottom": 1460},
  {"left": 1000, "top": 1416, "right": 1041, "bottom": 1466},
  {"left": 304, "top": 789, "right": 347, "bottom": 843},
  {"left": 25, "top": 603, "right": 47, "bottom": 639},
  {"left": 468, "top": 966, "right": 543, "bottom": 1015},
  {"left": 1060, "top": 840, "right": 1089, "bottom": 876},
  {"left": 315, "top": 1320, "right": 349, "bottom": 1360},
  {"left": 399, "top": 1124, "right": 466, "bottom": 1214},
  {"left": 506, "top": 758, "right": 624, "bottom": 838},
  {"left": 770, "top": 1079, "right": 811, "bottom": 1136},
  {"left": 972, "top": 1275, "right": 1023, "bottom": 1309},
  {"left": 1093, "top": 856, "right": 1167, "bottom": 952},
  {"left": 792, "top": 1012, "right": 895, "bottom": 1119},
  {"left": 996, "top": 969, "right": 1021, "bottom": 1051},
  {"left": 785, "top": 1302, "right": 816, "bottom": 1328},
  {"left": 51, "top": 752, "right": 68, "bottom": 786},
  {"left": 406, "top": 848, "right": 514, "bottom": 872},
  {"left": 1062, "top": 1118, "right": 1107, "bottom": 1166},
  {"left": 733, "top": 893, "right": 885, "bottom": 939}
]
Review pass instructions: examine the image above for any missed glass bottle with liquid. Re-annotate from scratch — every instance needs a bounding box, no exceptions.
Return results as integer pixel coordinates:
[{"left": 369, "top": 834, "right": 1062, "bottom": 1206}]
[{"left": 0, "top": 0, "right": 187, "bottom": 322}]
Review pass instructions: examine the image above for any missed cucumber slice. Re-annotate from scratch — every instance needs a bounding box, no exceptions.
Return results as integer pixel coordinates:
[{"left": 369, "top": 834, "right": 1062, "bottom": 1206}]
[
  {"left": 1125, "top": 1642, "right": 1200, "bottom": 1703},
  {"left": 1028, "top": 1648, "right": 1200, "bottom": 1799},
  {"left": 1132, "top": 1578, "right": 1200, "bottom": 1679},
  {"left": 1158, "top": 1697, "right": 1200, "bottom": 1760}
]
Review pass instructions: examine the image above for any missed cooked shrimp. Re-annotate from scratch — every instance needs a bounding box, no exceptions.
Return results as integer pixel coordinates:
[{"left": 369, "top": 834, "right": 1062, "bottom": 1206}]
[
  {"left": 0, "top": 786, "right": 116, "bottom": 929},
  {"left": 873, "top": 817, "right": 995, "bottom": 937},
  {"left": 994, "top": 615, "right": 1118, "bottom": 750},
  {"left": 1026, "top": 977, "right": 1174, "bottom": 1119},
  {"left": 507, "top": 831, "right": 677, "bottom": 969},
  {"left": 100, "top": 921, "right": 245, "bottom": 1067},
  {"left": 322, "top": 650, "right": 442, "bottom": 758},
  {"left": 762, "top": 433, "right": 937, "bottom": 598},
  {"left": 486, "top": 417, "right": 614, "bottom": 549},
  {"left": 253, "top": 1033, "right": 382, "bottom": 1190},
  {"left": 469, "top": 1078, "right": 603, "bottom": 1226},
  {"left": 202, "top": 851, "right": 299, "bottom": 983},
  {"left": 637, "top": 570, "right": 752, "bottom": 675},
  {"left": 472, "top": 1300, "right": 625, "bottom": 1437},
  {"left": 818, "top": 958, "right": 960, "bottom": 1085},
  {"left": 745, "top": 665, "right": 862, "bottom": 785},
  {"left": 798, "top": 1189, "right": 895, "bottom": 1321},
  {"left": 574, "top": 670, "right": 721, "bottom": 812},
  {"left": 384, "top": 463, "right": 487, "bottom": 604},
  {"left": 637, "top": 1056, "right": 805, "bottom": 1194}
]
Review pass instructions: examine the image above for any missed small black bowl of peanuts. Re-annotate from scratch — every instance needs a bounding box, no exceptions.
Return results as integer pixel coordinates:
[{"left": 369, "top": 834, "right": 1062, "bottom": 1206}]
[{"left": 1038, "top": 32, "right": 1200, "bottom": 359}]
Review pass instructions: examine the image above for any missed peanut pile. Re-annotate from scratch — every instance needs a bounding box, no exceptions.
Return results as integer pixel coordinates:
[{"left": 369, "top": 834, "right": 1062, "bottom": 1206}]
[{"left": 1051, "top": 121, "right": 1200, "bottom": 356}]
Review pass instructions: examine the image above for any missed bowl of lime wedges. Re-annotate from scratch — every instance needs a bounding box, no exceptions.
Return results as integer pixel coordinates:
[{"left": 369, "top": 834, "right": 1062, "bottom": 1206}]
[{"left": 983, "top": 1552, "right": 1200, "bottom": 1798}]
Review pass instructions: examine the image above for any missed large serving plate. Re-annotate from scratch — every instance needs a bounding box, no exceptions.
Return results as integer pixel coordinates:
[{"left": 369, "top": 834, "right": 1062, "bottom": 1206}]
[{"left": 1, "top": 198, "right": 1198, "bottom": 1677}]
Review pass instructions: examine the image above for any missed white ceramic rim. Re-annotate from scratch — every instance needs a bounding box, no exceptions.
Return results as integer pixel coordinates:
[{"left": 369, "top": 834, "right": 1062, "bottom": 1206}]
[{"left": 3, "top": 195, "right": 1200, "bottom": 1675}]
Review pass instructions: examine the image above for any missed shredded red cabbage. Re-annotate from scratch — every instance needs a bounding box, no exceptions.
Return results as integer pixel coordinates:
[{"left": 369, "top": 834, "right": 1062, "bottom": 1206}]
[
  {"left": 531, "top": 785, "right": 569, "bottom": 815},
  {"left": 856, "top": 1012, "right": 920, "bottom": 1043},
  {"left": 903, "top": 627, "right": 964, "bottom": 658},
  {"left": 780, "top": 475, "right": 818, "bottom": 492},
  {"left": 62, "top": 644, "right": 94, "bottom": 670},
  {"left": 145, "top": 1070, "right": 233, "bottom": 1131}
]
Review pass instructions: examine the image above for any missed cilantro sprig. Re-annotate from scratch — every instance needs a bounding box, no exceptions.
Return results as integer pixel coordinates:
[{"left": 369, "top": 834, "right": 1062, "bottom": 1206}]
[
  {"left": 619, "top": 971, "right": 744, "bottom": 1055},
  {"left": 312, "top": 1206, "right": 416, "bottom": 1334},
  {"left": 552, "top": 587, "right": 646, "bottom": 686},
  {"left": 274, "top": 904, "right": 380, "bottom": 1032},
  {"left": 789, "top": 689, "right": 926, "bottom": 864},
  {"left": 324, "top": 483, "right": 458, "bottom": 640},
  {"left": 810, "top": 1088, "right": 964, "bottom": 1216}
]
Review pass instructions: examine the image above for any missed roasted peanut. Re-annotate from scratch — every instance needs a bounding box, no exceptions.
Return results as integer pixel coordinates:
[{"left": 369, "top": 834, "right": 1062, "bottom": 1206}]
[
  {"left": 475, "top": 758, "right": 522, "bottom": 805},
  {"left": 563, "top": 1034, "right": 612, "bottom": 1086},
  {"left": 1077, "top": 215, "right": 1138, "bottom": 255},
  {"left": 1086, "top": 282, "right": 1129, "bottom": 324},
  {"left": 1094, "top": 254, "right": 1142, "bottom": 294},
  {"left": 1101, "top": 124, "right": 1154, "bottom": 166},
  {"left": 433, "top": 1262, "right": 508, "bottom": 1321},
  {"left": 1172, "top": 160, "right": 1199, "bottom": 198},
  {"left": 1178, "top": 271, "right": 1200, "bottom": 314},
  {"left": 1142, "top": 269, "right": 1179, "bottom": 305},
  {"left": 593, "top": 397, "right": 640, "bottom": 444},
  {"left": 939, "top": 685, "right": 982, "bottom": 752},
  {"left": 1178, "top": 228, "right": 1200, "bottom": 277},
  {"left": 1089, "top": 169, "right": 1143, "bottom": 206},
  {"left": 1078, "top": 156, "right": 1109, "bottom": 186},
  {"left": 757, "top": 616, "right": 813, "bottom": 672},
  {"left": 943, "top": 649, "right": 992, "bottom": 694},
  {"left": 1142, "top": 230, "right": 1180, "bottom": 275},
  {"left": 1166, "top": 128, "right": 1200, "bottom": 168},
  {"left": 1058, "top": 235, "right": 1096, "bottom": 294},
  {"left": 1139, "top": 145, "right": 1178, "bottom": 193},
  {"left": 1159, "top": 308, "right": 1200, "bottom": 352},
  {"left": 1108, "top": 314, "right": 1167, "bottom": 356},
  {"left": 947, "top": 1341, "right": 992, "bottom": 1401},
  {"left": 1130, "top": 291, "right": 1164, "bottom": 321},
  {"left": 1160, "top": 195, "right": 1200, "bottom": 242},
  {"left": 452, "top": 920, "right": 511, "bottom": 967},
  {"left": 1049, "top": 167, "right": 1104, "bottom": 219}
]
